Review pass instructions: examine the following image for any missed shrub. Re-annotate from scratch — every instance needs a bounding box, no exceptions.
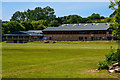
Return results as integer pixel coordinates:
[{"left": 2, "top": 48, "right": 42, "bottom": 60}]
[
  {"left": 105, "top": 48, "right": 116, "bottom": 65},
  {"left": 98, "top": 46, "right": 120, "bottom": 70},
  {"left": 98, "top": 61, "right": 109, "bottom": 70}
]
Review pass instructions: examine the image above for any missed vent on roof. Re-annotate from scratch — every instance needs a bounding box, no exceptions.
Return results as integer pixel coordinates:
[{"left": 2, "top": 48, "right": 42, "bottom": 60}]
[
  {"left": 73, "top": 24, "right": 77, "bottom": 26},
  {"left": 67, "top": 24, "right": 69, "bottom": 26},
  {"left": 84, "top": 24, "right": 87, "bottom": 26},
  {"left": 92, "top": 23, "right": 95, "bottom": 25},
  {"left": 96, "top": 23, "right": 99, "bottom": 26},
  {"left": 78, "top": 24, "right": 81, "bottom": 26},
  {"left": 62, "top": 24, "right": 67, "bottom": 26}
]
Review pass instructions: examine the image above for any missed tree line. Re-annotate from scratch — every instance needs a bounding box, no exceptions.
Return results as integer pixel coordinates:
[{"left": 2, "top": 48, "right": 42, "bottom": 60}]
[{"left": 2, "top": 6, "right": 114, "bottom": 34}]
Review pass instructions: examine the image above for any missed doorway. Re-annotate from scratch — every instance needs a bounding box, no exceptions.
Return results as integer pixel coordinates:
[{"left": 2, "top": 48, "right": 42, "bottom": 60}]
[{"left": 91, "top": 37, "right": 94, "bottom": 40}]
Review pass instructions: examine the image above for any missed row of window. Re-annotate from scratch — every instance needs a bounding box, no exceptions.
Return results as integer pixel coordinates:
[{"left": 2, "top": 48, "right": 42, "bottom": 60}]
[
  {"left": 7, "top": 36, "right": 29, "bottom": 39},
  {"left": 3, "top": 36, "right": 42, "bottom": 39},
  {"left": 44, "top": 31, "right": 112, "bottom": 34},
  {"left": 79, "top": 37, "right": 104, "bottom": 40},
  {"left": 47, "top": 36, "right": 113, "bottom": 40}
]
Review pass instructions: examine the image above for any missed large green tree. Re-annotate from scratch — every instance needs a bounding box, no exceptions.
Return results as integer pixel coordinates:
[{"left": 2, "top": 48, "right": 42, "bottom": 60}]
[
  {"left": 88, "top": 13, "right": 101, "bottom": 20},
  {"left": 59, "top": 15, "right": 82, "bottom": 24},
  {"left": 2, "top": 21, "right": 25, "bottom": 34},
  {"left": 31, "top": 20, "right": 47, "bottom": 30},
  {"left": 8, "top": 21, "right": 25, "bottom": 33},
  {"left": 10, "top": 6, "right": 56, "bottom": 22},
  {"left": 109, "top": 0, "right": 120, "bottom": 62},
  {"left": 10, "top": 11, "right": 25, "bottom": 22},
  {"left": 49, "top": 20, "right": 60, "bottom": 27},
  {"left": 109, "top": 0, "right": 120, "bottom": 39},
  {"left": 21, "top": 21, "right": 34, "bottom": 31},
  {"left": 2, "top": 23, "right": 9, "bottom": 34}
]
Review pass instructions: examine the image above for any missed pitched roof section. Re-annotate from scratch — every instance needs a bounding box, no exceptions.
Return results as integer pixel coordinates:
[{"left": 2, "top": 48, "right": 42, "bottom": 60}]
[
  {"left": 43, "top": 23, "right": 110, "bottom": 31},
  {"left": 4, "top": 30, "right": 43, "bottom": 36}
]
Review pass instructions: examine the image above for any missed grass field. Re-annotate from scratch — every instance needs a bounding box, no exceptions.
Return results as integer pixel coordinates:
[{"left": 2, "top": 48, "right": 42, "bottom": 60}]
[{"left": 2, "top": 41, "right": 120, "bottom": 78}]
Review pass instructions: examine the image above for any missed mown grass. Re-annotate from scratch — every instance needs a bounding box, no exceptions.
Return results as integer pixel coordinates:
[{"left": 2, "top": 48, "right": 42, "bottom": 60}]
[{"left": 2, "top": 41, "right": 120, "bottom": 78}]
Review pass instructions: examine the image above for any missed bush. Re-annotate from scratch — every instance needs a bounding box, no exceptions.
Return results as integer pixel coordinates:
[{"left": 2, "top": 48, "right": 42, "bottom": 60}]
[
  {"left": 105, "top": 48, "right": 116, "bottom": 65},
  {"left": 98, "top": 46, "right": 120, "bottom": 70},
  {"left": 98, "top": 61, "right": 109, "bottom": 70}
]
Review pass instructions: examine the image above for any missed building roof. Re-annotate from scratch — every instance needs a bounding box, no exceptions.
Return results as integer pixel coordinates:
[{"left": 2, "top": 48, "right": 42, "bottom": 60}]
[
  {"left": 4, "top": 30, "right": 43, "bottom": 36},
  {"left": 43, "top": 23, "right": 110, "bottom": 32},
  {"left": 27, "top": 30, "right": 43, "bottom": 33}
]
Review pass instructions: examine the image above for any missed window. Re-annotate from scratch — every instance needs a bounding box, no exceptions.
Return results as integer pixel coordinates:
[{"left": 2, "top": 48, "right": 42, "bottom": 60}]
[
  {"left": 79, "top": 37, "right": 83, "bottom": 40},
  {"left": 96, "top": 37, "right": 97, "bottom": 40},
  {"left": 19, "top": 36, "right": 23, "bottom": 39},
  {"left": 91, "top": 37, "right": 94, "bottom": 40},
  {"left": 25, "top": 36, "right": 29, "bottom": 39},
  {"left": 90, "top": 32, "right": 94, "bottom": 34},
  {"left": 103, "top": 32, "right": 106, "bottom": 34},
  {"left": 8, "top": 36, "right": 12, "bottom": 39},
  {"left": 13, "top": 36, "right": 18, "bottom": 39}
]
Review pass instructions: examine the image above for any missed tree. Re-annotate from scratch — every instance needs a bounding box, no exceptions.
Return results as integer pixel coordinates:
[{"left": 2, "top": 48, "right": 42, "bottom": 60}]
[
  {"left": 109, "top": 11, "right": 116, "bottom": 17},
  {"left": 37, "top": 24, "right": 46, "bottom": 30},
  {"left": 97, "top": 1, "right": 120, "bottom": 70},
  {"left": 81, "top": 18, "right": 92, "bottom": 23},
  {"left": 49, "top": 20, "right": 59, "bottom": 27},
  {"left": 67, "top": 15, "right": 82, "bottom": 23},
  {"left": 43, "top": 6, "right": 56, "bottom": 21},
  {"left": 2, "top": 21, "right": 25, "bottom": 34},
  {"left": 59, "top": 15, "right": 82, "bottom": 24},
  {"left": 10, "top": 11, "right": 25, "bottom": 22},
  {"left": 88, "top": 13, "right": 101, "bottom": 20},
  {"left": 7, "top": 21, "right": 25, "bottom": 33},
  {"left": 10, "top": 6, "right": 56, "bottom": 22},
  {"left": 21, "top": 21, "right": 34, "bottom": 31},
  {"left": 109, "top": 0, "right": 120, "bottom": 39},
  {"left": 109, "top": 0, "right": 120, "bottom": 61},
  {"left": 101, "top": 16, "right": 105, "bottom": 19},
  {"left": 2, "top": 23, "right": 10, "bottom": 34},
  {"left": 106, "top": 18, "right": 112, "bottom": 22},
  {"left": 31, "top": 20, "right": 48, "bottom": 30},
  {"left": 37, "top": 20, "right": 49, "bottom": 26}
]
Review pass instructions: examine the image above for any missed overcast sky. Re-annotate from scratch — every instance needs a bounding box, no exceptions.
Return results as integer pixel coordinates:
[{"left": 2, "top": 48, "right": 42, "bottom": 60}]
[{"left": 2, "top": 2, "right": 114, "bottom": 21}]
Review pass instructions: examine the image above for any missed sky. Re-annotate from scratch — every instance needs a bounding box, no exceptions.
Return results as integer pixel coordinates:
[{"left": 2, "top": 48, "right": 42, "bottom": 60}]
[
  {"left": 2, "top": 2, "right": 114, "bottom": 21},
  {"left": 1, "top": 0, "right": 110, "bottom": 2}
]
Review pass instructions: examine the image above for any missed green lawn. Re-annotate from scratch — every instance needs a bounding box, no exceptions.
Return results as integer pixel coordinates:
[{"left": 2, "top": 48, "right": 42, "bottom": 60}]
[{"left": 2, "top": 41, "right": 120, "bottom": 78}]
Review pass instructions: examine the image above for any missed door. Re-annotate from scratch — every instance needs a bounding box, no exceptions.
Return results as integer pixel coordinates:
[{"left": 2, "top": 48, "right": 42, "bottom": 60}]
[{"left": 91, "top": 37, "right": 94, "bottom": 40}]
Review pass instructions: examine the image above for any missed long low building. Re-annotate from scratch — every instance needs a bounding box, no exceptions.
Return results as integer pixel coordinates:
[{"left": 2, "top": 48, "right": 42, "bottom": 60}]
[
  {"left": 42, "top": 23, "right": 113, "bottom": 41},
  {"left": 3, "top": 23, "right": 114, "bottom": 43},
  {"left": 3, "top": 30, "right": 43, "bottom": 43}
]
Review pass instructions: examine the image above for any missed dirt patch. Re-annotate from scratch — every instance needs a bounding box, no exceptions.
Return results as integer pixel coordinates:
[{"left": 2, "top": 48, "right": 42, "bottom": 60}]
[{"left": 87, "top": 69, "right": 99, "bottom": 73}]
